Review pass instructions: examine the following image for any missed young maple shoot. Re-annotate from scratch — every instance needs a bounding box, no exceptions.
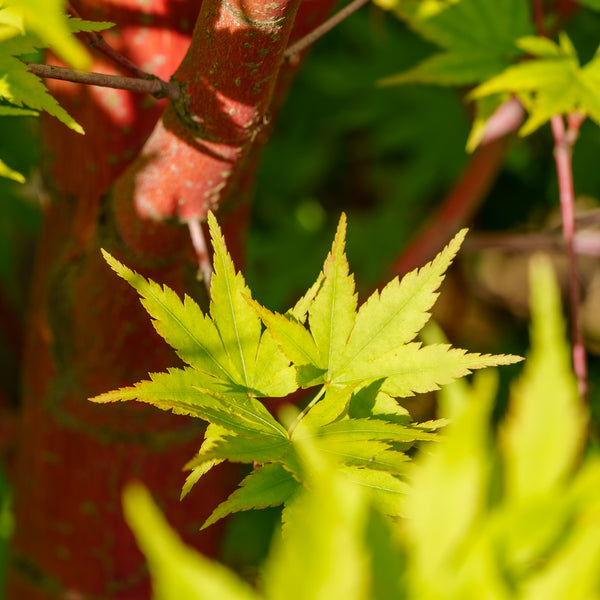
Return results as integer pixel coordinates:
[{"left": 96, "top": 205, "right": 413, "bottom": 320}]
[{"left": 91, "top": 212, "right": 520, "bottom": 528}]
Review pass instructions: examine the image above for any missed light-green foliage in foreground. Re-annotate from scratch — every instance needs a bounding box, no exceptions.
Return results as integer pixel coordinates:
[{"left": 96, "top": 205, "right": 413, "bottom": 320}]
[{"left": 123, "top": 252, "right": 600, "bottom": 599}]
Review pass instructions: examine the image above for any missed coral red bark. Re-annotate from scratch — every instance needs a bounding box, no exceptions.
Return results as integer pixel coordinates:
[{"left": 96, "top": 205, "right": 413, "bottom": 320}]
[
  {"left": 117, "top": 0, "right": 302, "bottom": 227},
  {"left": 6, "top": 0, "right": 340, "bottom": 597}
]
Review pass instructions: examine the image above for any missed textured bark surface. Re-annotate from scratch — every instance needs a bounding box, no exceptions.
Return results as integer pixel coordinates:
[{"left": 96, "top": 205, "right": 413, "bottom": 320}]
[
  {"left": 5, "top": 0, "right": 341, "bottom": 598},
  {"left": 117, "top": 0, "right": 302, "bottom": 227},
  {"left": 7, "top": 1, "right": 245, "bottom": 598}
]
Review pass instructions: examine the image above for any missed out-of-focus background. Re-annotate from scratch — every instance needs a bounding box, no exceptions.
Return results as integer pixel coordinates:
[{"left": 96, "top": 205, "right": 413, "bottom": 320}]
[{"left": 2, "top": 2, "right": 600, "bottom": 590}]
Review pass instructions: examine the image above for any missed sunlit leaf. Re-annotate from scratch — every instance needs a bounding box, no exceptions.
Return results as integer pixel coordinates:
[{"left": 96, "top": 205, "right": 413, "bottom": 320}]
[
  {"left": 402, "top": 367, "right": 497, "bottom": 594},
  {"left": 336, "top": 229, "right": 467, "bottom": 375},
  {"left": 264, "top": 436, "right": 369, "bottom": 600},
  {"left": 0, "top": 52, "right": 83, "bottom": 133},
  {"left": 377, "top": 0, "right": 532, "bottom": 85},
  {"left": 97, "top": 212, "right": 517, "bottom": 526},
  {"left": 0, "top": 156, "right": 23, "bottom": 182},
  {"left": 202, "top": 464, "right": 299, "bottom": 530},
  {"left": 5, "top": 0, "right": 109, "bottom": 69},
  {"left": 92, "top": 368, "right": 287, "bottom": 439},
  {"left": 308, "top": 213, "right": 357, "bottom": 380},
  {"left": 501, "top": 256, "right": 586, "bottom": 501},
  {"left": 338, "top": 342, "right": 520, "bottom": 397},
  {"left": 471, "top": 33, "right": 600, "bottom": 135},
  {"left": 124, "top": 484, "right": 259, "bottom": 600}
]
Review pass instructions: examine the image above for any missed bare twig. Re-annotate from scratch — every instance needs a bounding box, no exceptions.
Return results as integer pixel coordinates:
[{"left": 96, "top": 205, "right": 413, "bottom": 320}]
[
  {"left": 531, "top": 0, "right": 588, "bottom": 398},
  {"left": 24, "top": 61, "right": 181, "bottom": 100},
  {"left": 283, "top": 0, "right": 370, "bottom": 62},
  {"left": 68, "top": 2, "right": 150, "bottom": 79},
  {"left": 188, "top": 219, "right": 213, "bottom": 290},
  {"left": 532, "top": 0, "right": 549, "bottom": 36},
  {"left": 551, "top": 114, "right": 588, "bottom": 397}
]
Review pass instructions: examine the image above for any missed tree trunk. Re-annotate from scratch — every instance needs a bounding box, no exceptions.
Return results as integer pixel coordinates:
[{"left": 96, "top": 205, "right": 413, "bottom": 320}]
[{"left": 6, "top": 0, "right": 336, "bottom": 597}]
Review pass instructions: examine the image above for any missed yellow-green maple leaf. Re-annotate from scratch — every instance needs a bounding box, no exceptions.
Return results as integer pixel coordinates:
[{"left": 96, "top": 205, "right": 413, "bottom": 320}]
[
  {"left": 376, "top": 0, "right": 532, "bottom": 86},
  {"left": 256, "top": 216, "right": 521, "bottom": 396},
  {"left": 471, "top": 33, "right": 600, "bottom": 135}
]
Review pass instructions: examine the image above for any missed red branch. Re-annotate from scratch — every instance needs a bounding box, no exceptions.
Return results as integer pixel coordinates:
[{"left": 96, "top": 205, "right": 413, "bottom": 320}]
[
  {"left": 550, "top": 114, "right": 588, "bottom": 397},
  {"left": 533, "top": 0, "right": 588, "bottom": 398},
  {"left": 532, "top": 0, "right": 549, "bottom": 36},
  {"left": 111, "top": 0, "right": 303, "bottom": 251}
]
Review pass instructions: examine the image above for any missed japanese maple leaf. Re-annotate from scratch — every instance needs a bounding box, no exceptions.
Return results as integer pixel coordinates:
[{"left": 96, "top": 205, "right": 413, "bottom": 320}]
[
  {"left": 253, "top": 215, "right": 519, "bottom": 401},
  {"left": 92, "top": 212, "right": 521, "bottom": 529},
  {"left": 471, "top": 33, "right": 600, "bottom": 135},
  {"left": 376, "top": 0, "right": 532, "bottom": 86}
]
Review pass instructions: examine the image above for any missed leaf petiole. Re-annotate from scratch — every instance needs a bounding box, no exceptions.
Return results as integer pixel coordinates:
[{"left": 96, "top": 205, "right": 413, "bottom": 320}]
[{"left": 287, "top": 385, "right": 328, "bottom": 436}]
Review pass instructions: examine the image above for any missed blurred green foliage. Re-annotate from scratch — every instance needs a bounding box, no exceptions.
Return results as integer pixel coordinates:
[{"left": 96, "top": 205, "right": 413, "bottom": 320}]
[
  {"left": 0, "top": 469, "right": 11, "bottom": 597},
  {"left": 125, "top": 258, "right": 600, "bottom": 600},
  {"left": 0, "top": 113, "right": 38, "bottom": 600},
  {"left": 248, "top": 7, "right": 470, "bottom": 306},
  {"left": 2, "top": 1, "right": 600, "bottom": 596}
]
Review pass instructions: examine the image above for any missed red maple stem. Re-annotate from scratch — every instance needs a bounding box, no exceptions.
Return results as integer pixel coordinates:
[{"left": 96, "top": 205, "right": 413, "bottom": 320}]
[
  {"left": 532, "top": 0, "right": 548, "bottom": 36},
  {"left": 532, "top": 0, "right": 588, "bottom": 398},
  {"left": 550, "top": 114, "right": 588, "bottom": 398},
  {"left": 188, "top": 218, "right": 213, "bottom": 287}
]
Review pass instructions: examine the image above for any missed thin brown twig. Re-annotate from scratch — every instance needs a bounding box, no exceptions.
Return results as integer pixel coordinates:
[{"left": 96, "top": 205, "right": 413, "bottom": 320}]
[
  {"left": 24, "top": 61, "right": 181, "bottom": 100},
  {"left": 283, "top": 0, "right": 370, "bottom": 62},
  {"left": 68, "top": 2, "right": 150, "bottom": 79},
  {"left": 532, "top": 0, "right": 549, "bottom": 36}
]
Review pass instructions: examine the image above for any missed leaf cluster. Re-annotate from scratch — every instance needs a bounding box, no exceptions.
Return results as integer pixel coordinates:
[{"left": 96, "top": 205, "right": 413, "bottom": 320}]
[
  {"left": 0, "top": 0, "right": 112, "bottom": 181},
  {"left": 375, "top": 0, "right": 600, "bottom": 147},
  {"left": 471, "top": 33, "right": 600, "bottom": 136},
  {"left": 375, "top": 0, "right": 533, "bottom": 87},
  {"left": 92, "top": 212, "right": 518, "bottom": 529},
  {"left": 123, "top": 256, "right": 600, "bottom": 600}
]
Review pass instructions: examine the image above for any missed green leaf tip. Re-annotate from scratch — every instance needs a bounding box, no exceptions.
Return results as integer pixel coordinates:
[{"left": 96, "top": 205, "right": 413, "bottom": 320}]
[
  {"left": 0, "top": 3, "right": 113, "bottom": 137},
  {"left": 501, "top": 255, "right": 586, "bottom": 501},
  {"left": 7, "top": 0, "right": 113, "bottom": 71},
  {"left": 0, "top": 157, "right": 24, "bottom": 183},
  {"left": 124, "top": 483, "right": 260, "bottom": 600},
  {"left": 100, "top": 248, "right": 125, "bottom": 274}
]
